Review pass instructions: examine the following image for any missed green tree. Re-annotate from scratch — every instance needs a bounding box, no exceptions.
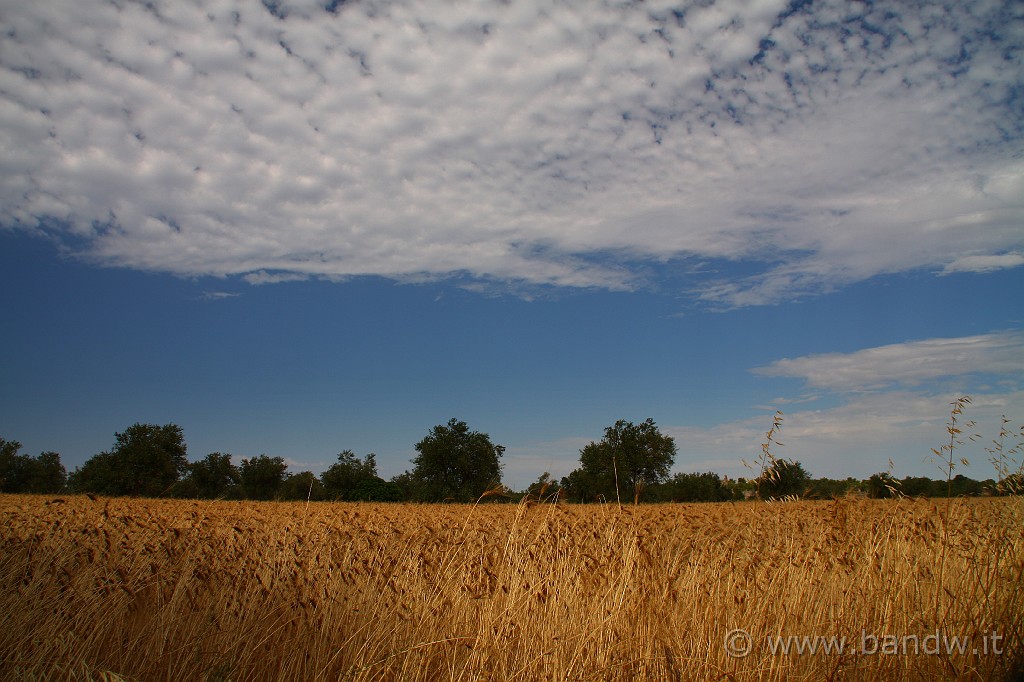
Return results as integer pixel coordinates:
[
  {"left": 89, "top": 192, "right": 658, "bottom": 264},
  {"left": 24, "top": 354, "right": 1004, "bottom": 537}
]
[
  {"left": 566, "top": 418, "right": 676, "bottom": 504},
  {"left": 280, "top": 471, "right": 325, "bottom": 501},
  {"left": 724, "top": 477, "right": 754, "bottom": 501},
  {"left": 0, "top": 437, "right": 21, "bottom": 491},
  {"left": 389, "top": 471, "right": 417, "bottom": 501},
  {"left": 68, "top": 452, "right": 119, "bottom": 495},
  {"left": 69, "top": 423, "right": 187, "bottom": 497},
  {"left": 0, "top": 438, "right": 67, "bottom": 494},
  {"left": 808, "top": 477, "right": 864, "bottom": 499},
  {"left": 351, "top": 477, "right": 403, "bottom": 502},
  {"left": 525, "top": 472, "right": 562, "bottom": 501},
  {"left": 653, "top": 471, "right": 730, "bottom": 502},
  {"left": 321, "top": 450, "right": 380, "bottom": 500},
  {"left": 867, "top": 472, "right": 899, "bottom": 499},
  {"left": 239, "top": 454, "right": 288, "bottom": 500},
  {"left": 21, "top": 451, "right": 67, "bottom": 493},
  {"left": 758, "top": 459, "right": 810, "bottom": 499},
  {"left": 949, "top": 474, "right": 985, "bottom": 497},
  {"left": 559, "top": 467, "right": 601, "bottom": 503},
  {"left": 411, "top": 418, "right": 504, "bottom": 502},
  {"left": 188, "top": 453, "right": 240, "bottom": 499},
  {"left": 900, "top": 476, "right": 941, "bottom": 497}
]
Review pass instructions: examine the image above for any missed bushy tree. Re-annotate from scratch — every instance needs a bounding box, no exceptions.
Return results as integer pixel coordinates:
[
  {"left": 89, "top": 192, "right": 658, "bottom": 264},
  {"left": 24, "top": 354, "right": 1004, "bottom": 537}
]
[
  {"left": 900, "top": 476, "right": 941, "bottom": 497},
  {"left": 652, "top": 471, "right": 730, "bottom": 502},
  {"left": 188, "top": 453, "right": 240, "bottom": 499},
  {"left": 68, "top": 452, "right": 119, "bottom": 495},
  {"left": 758, "top": 459, "right": 810, "bottom": 499},
  {"left": 0, "top": 437, "right": 21, "bottom": 490},
  {"left": 949, "top": 474, "right": 986, "bottom": 497},
  {"left": 525, "top": 472, "right": 562, "bottom": 501},
  {"left": 389, "top": 471, "right": 419, "bottom": 501},
  {"left": 805, "top": 477, "right": 863, "bottom": 499},
  {"left": 559, "top": 467, "right": 601, "bottom": 503},
  {"left": 867, "top": 472, "right": 899, "bottom": 499},
  {"left": 0, "top": 438, "right": 67, "bottom": 493},
  {"left": 563, "top": 419, "right": 676, "bottom": 504},
  {"left": 280, "top": 471, "right": 325, "bottom": 501},
  {"left": 350, "top": 477, "right": 403, "bottom": 502},
  {"left": 726, "top": 477, "right": 755, "bottom": 501},
  {"left": 239, "top": 454, "right": 288, "bottom": 500},
  {"left": 23, "top": 451, "right": 67, "bottom": 493},
  {"left": 70, "top": 423, "right": 187, "bottom": 497},
  {"left": 411, "top": 418, "right": 504, "bottom": 502},
  {"left": 321, "top": 450, "right": 380, "bottom": 500}
]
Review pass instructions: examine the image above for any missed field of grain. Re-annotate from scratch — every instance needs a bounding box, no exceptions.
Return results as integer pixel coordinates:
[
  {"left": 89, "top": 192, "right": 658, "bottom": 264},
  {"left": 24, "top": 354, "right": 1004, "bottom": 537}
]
[{"left": 1, "top": 494, "right": 1022, "bottom": 681}]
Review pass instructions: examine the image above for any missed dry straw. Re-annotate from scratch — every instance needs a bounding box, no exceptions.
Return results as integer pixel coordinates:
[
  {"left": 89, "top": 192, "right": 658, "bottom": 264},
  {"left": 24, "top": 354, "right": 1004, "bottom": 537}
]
[{"left": 1, "top": 491, "right": 1021, "bottom": 680}]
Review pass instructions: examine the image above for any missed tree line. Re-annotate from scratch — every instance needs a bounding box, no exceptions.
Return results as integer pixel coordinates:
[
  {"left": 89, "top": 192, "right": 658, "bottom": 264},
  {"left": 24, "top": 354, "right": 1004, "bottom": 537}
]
[{"left": 1, "top": 417, "right": 1020, "bottom": 501}]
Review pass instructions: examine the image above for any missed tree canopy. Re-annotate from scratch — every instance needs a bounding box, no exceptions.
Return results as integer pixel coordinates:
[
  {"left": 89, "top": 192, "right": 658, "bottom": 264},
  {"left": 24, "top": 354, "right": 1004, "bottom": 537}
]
[
  {"left": 279, "top": 471, "right": 325, "bottom": 501},
  {"left": 70, "top": 423, "right": 187, "bottom": 497},
  {"left": 651, "top": 471, "right": 730, "bottom": 502},
  {"left": 321, "top": 450, "right": 387, "bottom": 500},
  {"left": 525, "top": 472, "right": 562, "bottom": 501},
  {"left": 6, "top": 407, "right": 1017, "bottom": 502},
  {"left": 410, "top": 418, "right": 504, "bottom": 502},
  {"left": 0, "top": 438, "right": 67, "bottom": 494},
  {"left": 562, "top": 418, "right": 676, "bottom": 503},
  {"left": 186, "top": 452, "right": 241, "bottom": 499},
  {"left": 239, "top": 454, "right": 287, "bottom": 501},
  {"left": 758, "top": 459, "right": 811, "bottom": 499}
]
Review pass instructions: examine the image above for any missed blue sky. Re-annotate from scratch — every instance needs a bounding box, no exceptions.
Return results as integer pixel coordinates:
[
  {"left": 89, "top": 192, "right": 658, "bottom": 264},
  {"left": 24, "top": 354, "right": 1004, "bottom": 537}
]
[{"left": 1, "top": 0, "right": 1022, "bottom": 489}]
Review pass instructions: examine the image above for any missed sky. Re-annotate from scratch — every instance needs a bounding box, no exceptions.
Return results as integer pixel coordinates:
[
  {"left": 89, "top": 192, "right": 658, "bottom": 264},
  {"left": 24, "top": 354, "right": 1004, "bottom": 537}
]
[{"left": 1, "top": 0, "right": 1022, "bottom": 490}]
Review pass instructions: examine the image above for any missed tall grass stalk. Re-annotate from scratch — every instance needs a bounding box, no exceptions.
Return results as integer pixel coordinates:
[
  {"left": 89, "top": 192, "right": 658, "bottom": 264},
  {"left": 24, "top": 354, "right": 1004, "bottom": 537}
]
[
  {"left": 989, "top": 416, "right": 1024, "bottom": 495},
  {"left": 745, "top": 410, "right": 784, "bottom": 500},
  {"left": 2, "top": 494, "right": 1021, "bottom": 681}
]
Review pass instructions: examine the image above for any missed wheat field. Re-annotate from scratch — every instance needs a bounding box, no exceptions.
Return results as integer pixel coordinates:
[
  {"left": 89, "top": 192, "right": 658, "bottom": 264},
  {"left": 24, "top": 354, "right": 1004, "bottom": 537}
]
[{"left": 1, "top": 494, "right": 1021, "bottom": 681}]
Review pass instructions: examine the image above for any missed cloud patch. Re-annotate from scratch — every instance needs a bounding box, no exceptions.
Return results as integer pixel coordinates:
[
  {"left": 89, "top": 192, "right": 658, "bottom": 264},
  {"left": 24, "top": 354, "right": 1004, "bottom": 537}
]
[
  {"left": 200, "top": 290, "right": 241, "bottom": 301},
  {"left": 1, "top": 0, "right": 1021, "bottom": 303},
  {"left": 666, "top": 332, "right": 1024, "bottom": 477},
  {"left": 668, "top": 389, "right": 1024, "bottom": 480},
  {"left": 752, "top": 331, "right": 1024, "bottom": 392},
  {"left": 941, "top": 253, "right": 1024, "bottom": 275}
]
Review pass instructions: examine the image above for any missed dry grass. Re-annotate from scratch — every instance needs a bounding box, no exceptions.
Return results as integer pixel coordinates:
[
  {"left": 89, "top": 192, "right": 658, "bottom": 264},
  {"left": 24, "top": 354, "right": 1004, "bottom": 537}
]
[{"left": 2, "top": 494, "right": 1022, "bottom": 681}]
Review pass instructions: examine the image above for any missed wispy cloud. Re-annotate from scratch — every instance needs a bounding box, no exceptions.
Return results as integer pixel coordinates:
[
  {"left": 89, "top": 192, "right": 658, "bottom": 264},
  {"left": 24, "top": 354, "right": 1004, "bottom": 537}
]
[
  {"left": 752, "top": 331, "right": 1024, "bottom": 391},
  {"left": 501, "top": 332, "right": 1024, "bottom": 484},
  {"left": 668, "top": 389, "right": 1024, "bottom": 480},
  {"left": 242, "top": 271, "right": 312, "bottom": 285},
  {"left": 940, "top": 253, "right": 1024, "bottom": 275},
  {"left": 200, "top": 290, "right": 241, "bottom": 301},
  {"left": 1, "top": 0, "right": 1021, "bottom": 303},
  {"left": 666, "top": 332, "right": 1024, "bottom": 477}
]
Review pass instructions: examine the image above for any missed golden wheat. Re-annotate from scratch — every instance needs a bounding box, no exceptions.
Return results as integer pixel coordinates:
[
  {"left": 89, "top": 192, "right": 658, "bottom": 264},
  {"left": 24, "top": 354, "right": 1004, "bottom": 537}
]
[{"left": 1, "top": 495, "right": 1021, "bottom": 681}]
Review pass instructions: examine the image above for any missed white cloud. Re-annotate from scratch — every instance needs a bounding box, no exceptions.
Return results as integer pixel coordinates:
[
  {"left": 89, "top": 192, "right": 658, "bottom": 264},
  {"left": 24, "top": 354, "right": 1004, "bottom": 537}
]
[
  {"left": 1, "top": 0, "right": 1021, "bottom": 303},
  {"left": 941, "top": 253, "right": 1024, "bottom": 275},
  {"left": 684, "top": 333, "right": 1024, "bottom": 478},
  {"left": 667, "top": 389, "right": 1024, "bottom": 480},
  {"left": 503, "top": 327, "right": 1024, "bottom": 483},
  {"left": 242, "top": 270, "right": 312, "bottom": 285},
  {"left": 752, "top": 331, "right": 1024, "bottom": 391},
  {"left": 200, "top": 290, "right": 241, "bottom": 300}
]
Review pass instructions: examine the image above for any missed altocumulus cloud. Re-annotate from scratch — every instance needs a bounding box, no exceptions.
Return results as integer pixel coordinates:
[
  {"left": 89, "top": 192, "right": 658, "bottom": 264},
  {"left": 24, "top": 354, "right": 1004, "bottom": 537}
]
[{"left": 1, "top": 0, "right": 1022, "bottom": 303}]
